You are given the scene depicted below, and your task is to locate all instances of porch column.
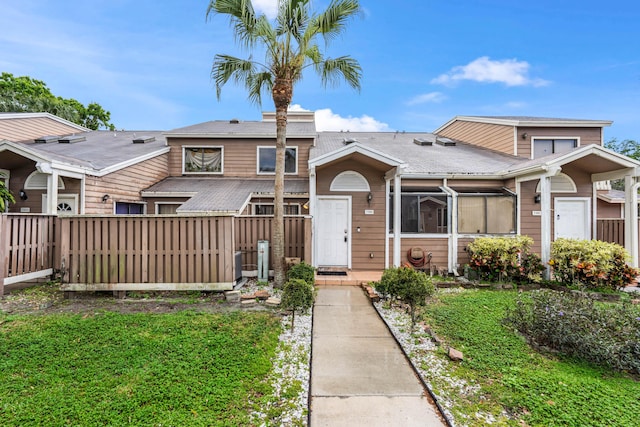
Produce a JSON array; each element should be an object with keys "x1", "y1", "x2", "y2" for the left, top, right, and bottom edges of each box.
[
  {"x1": 393, "y1": 173, "x2": 401, "y2": 267},
  {"x1": 540, "y1": 175, "x2": 552, "y2": 279},
  {"x1": 624, "y1": 175, "x2": 639, "y2": 267},
  {"x1": 309, "y1": 167, "x2": 317, "y2": 267},
  {"x1": 46, "y1": 170, "x2": 59, "y2": 215}
]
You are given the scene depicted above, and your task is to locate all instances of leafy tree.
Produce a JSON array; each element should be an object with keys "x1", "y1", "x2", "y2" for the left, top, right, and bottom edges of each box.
[
  {"x1": 605, "y1": 137, "x2": 640, "y2": 160},
  {"x1": 0, "y1": 72, "x2": 114, "y2": 130},
  {"x1": 207, "y1": 0, "x2": 362, "y2": 286}
]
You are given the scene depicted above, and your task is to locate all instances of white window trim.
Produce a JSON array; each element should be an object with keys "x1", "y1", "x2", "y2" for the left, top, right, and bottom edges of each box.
[
  {"x1": 530, "y1": 136, "x2": 580, "y2": 159},
  {"x1": 535, "y1": 173, "x2": 577, "y2": 193},
  {"x1": 256, "y1": 146, "x2": 298, "y2": 175},
  {"x1": 42, "y1": 194, "x2": 78, "y2": 214},
  {"x1": 25, "y1": 171, "x2": 65, "y2": 190},
  {"x1": 182, "y1": 146, "x2": 224, "y2": 175}
]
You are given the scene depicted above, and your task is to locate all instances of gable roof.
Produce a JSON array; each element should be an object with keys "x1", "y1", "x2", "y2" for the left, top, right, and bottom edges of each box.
[
  {"x1": 433, "y1": 115, "x2": 612, "y2": 133},
  {"x1": 0, "y1": 112, "x2": 89, "y2": 142}
]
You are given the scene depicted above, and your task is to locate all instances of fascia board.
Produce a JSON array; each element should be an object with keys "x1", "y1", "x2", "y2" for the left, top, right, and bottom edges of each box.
[
  {"x1": 310, "y1": 142, "x2": 405, "y2": 168},
  {"x1": 165, "y1": 132, "x2": 316, "y2": 139}
]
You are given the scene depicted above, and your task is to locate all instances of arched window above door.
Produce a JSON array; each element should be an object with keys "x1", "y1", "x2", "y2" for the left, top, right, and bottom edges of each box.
[
  {"x1": 330, "y1": 171, "x2": 370, "y2": 192},
  {"x1": 535, "y1": 173, "x2": 577, "y2": 193},
  {"x1": 24, "y1": 171, "x2": 65, "y2": 190}
]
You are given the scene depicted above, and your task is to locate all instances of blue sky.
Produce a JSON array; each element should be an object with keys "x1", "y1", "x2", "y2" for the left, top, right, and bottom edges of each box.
[{"x1": 1, "y1": 0, "x2": 639, "y2": 141}]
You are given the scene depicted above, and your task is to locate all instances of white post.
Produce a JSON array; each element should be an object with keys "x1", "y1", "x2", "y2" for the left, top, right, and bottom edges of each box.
[
  {"x1": 46, "y1": 170, "x2": 59, "y2": 215},
  {"x1": 624, "y1": 175, "x2": 639, "y2": 267},
  {"x1": 393, "y1": 172, "x2": 401, "y2": 267},
  {"x1": 309, "y1": 167, "x2": 316, "y2": 267},
  {"x1": 384, "y1": 178, "x2": 390, "y2": 269},
  {"x1": 540, "y1": 175, "x2": 552, "y2": 279}
]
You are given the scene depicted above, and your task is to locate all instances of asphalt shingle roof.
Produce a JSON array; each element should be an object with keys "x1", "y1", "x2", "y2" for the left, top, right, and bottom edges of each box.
[{"x1": 167, "y1": 120, "x2": 316, "y2": 137}]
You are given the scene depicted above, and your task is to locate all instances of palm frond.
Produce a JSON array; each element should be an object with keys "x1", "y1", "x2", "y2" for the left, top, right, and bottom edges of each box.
[
  {"x1": 207, "y1": 0, "x2": 259, "y2": 48},
  {"x1": 246, "y1": 72, "x2": 274, "y2": 106},
  {"x1": 211, "y1": 54, "x2": 257, "y2": 99},
  {"x1": 312, "y1": 0, "x2": 361, "y2": 41},
  {"x1": 318, "y1": 56, "x2": 362, "y2": 90},
  {"x1": 276, "y1": 0, "x2": 311, "y2": 40}
]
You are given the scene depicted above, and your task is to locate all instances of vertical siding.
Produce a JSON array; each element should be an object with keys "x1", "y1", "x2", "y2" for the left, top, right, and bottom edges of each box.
[
  {"x1": 438, "y1": 121, "x2": 515, "y2": 155},
  {"x1": 316, "y1": 159, "x2": 388, "y2": 270}
]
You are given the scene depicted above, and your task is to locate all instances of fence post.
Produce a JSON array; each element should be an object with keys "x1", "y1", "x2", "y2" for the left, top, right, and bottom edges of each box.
[{"x1": 303, "y1": 215, "x2": 312, "y2": 264}]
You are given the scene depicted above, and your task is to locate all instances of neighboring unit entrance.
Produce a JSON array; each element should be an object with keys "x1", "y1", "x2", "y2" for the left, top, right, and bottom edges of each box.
[
  {"x1": 316, "y1": 196, "x2": 350, "y2": 267},
  {"x1": 554, "y1": 197, "x2": 591, "y2": 240}
]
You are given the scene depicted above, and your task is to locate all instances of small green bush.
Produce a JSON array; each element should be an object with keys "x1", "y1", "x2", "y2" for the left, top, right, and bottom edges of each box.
[
  {"x1": 280, "y1": 278, "x2": 315, "y2": 331},
  {"x1": 550, "y1": 238, "x2": 638, "y2": 291},
  {"x1": 505, "y1": 289, "x2": 640, "y2": 374},
  {"x1": 286, "y1": 261, "x2": 316, "y2": 285},
  {"x1": 374, "y1": 266, "x2": 435, "y2": 329},
  {"x1": 467, "y1": 235, "x2": 544, "y2": 283}
]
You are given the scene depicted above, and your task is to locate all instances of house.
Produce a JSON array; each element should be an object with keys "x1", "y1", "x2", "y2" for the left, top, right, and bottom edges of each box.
[
  {"x1": 2, "y1": 111, "x2": 638, "y2": 278},
  {"x1": 0, "y1": 113, "x2": 169, "y2": 214}
]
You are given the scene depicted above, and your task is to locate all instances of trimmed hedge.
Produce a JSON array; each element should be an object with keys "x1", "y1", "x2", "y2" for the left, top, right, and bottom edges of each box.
[
  {"x1": 550, "y1": 238, "x2": 638, "y2": 291},
  {"x1": 467, "y1": 236, "x2": 544, "y2": 283}
]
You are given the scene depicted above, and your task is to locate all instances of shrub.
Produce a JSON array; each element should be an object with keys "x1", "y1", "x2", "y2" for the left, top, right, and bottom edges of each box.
[
  {"x1": 467, "y1": 236, "x2": 544, "y2": 284},
  {"x1": 280, "y1": 278, "x2": 315, "y2": 331},
  {"x1": 286, "y1": 261, "x2": 315, "y2": 285},
  {"x1": 373, "y1": 266, "x2": 435, "y2": 329},
  {"x1": 550, "y1": 238, "x2": 638, "y2": 291},
  {"x1": 505, "y1": 289, "x2": 640, "y2": 374}
]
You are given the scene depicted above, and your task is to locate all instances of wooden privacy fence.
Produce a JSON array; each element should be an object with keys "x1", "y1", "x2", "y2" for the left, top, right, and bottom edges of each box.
[
  {"x1": 596, "y1": 219, "x2": 626, "y2": 246},
  {"x1": 234, "y1": 216, "x2": 312, "y2": 272},
  {"x1": 0, "y1": 214, "x2": 57, "y2": 295},
  {"x1": 59, "y1": 216, "x2": 236, "y2": 292}
]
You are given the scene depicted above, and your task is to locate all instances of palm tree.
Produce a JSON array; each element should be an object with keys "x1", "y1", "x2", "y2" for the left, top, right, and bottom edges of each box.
[{"x1": 207, "y1": 0, "x2": 362, "y2": 286}]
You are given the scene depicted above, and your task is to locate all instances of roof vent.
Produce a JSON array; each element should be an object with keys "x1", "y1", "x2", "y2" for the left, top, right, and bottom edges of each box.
[
  {"x1": 436, "y1": 137, "x2": 456, "y2": 146},
  {"x1": 132, "y1": 136, "x2": 156, "y2": 144},
  {"x1": 343, "y1": 138, "x2": 358, "y2": 145},
  {"x1": 229, "y1": 118, "x2": 240, "y2": 124},
  {"x1": 34, "y1": 135, "x2": 60, "y2": 144},
  {"x1": 58, "y1": 135, "x2": 86, "y2": 144},
  {"x1": 413, "y1": 137, "x2": 433, "y2": 146}
]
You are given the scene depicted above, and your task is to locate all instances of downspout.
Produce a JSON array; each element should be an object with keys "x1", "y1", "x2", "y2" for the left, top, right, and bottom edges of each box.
[
  {"x1": 539, "y1": 175, "x2": 552, "y2": 279},
  {"x1": 624, "y1": 175, "x2": 639, "y2": 267},
  {"x1": 441, "y1": 182, "x2": 456, "y2": 273}
]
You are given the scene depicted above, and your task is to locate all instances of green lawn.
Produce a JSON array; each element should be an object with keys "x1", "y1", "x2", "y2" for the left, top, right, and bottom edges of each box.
[
  {"x1": 0, "y1": 310, "x2": 281, "y2": 426},
  {"x1": 422, "y1": 290, "x2": 640, "y2": 427}
]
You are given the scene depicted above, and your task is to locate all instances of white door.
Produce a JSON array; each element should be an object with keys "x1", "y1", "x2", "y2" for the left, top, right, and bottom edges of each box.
[
  {"x1": 554, "y1": 198, "x2": 590, "y2": 240},
  {"x1": 316, "y1": 197, "x2": 350, "y2": 267},
  {"x1": 42, "y1": 195, "x2": 78, "y2": 215}
]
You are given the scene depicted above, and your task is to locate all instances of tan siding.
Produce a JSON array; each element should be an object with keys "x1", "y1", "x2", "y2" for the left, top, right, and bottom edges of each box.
[
  {"x1": 597, "y1": 199, "x2": 622, "y2": 219},
  {"x1": 317, "y1": 159, "x2": 388, "y2": 271},
  {"x1": 84, "y1": 154, "x2": 169, "y2": 214},
  {"x1": 0, "y1": 117, "x2": 83, "y2": 142},
  {"x1": 517, "y1": 127, "x2": 603, "y2": 158},
  {"x1": 438, "y1": 121, "x2": 514, "y2": 155},
  {"x1": 520, "y1": 181, "x2": 542, "y2": 255},
  {"x1": 457, "y1": 237, "x2": 475, "y2": 267},
  {"x1": 167, "y1": 137, "x2": 313, "y2": 178}
]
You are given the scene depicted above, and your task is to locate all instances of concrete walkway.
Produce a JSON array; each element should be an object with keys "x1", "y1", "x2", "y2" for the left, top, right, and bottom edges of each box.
[{"x1": 310, "y1": 286, "x2": 447, "y2": 427}]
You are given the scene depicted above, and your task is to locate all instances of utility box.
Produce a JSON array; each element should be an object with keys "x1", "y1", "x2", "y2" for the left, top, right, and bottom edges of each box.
[
  {"x1": 257, "y1": 240, "x2": 269, "y2": 282},
  {"x1": 234, "y1": 251, "x2": 242, "y2": 282}
]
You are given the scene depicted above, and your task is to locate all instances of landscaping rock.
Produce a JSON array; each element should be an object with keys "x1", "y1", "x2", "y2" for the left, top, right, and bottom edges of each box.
[
  {"x1": 265, "y1": 297, "x2": 281, "y2": 307},
  {"x1": 241, "y1": 293, "x2": 256, "y2": 300},
  {"x1": 241, "y1": 299, "x2": 257, "y2": 307},
  {"x1": 448, "y1": 347, "x2": 464, "y2": 362},
  {"x1": 224, "y1": 290, "x2": 241, "y2": 303},
  {"x1": 255, "y1": 290, "x2": 270, "y2": 300},
  {"x1": 631, "y1": 299, "x2": 640, "y2": 305}
]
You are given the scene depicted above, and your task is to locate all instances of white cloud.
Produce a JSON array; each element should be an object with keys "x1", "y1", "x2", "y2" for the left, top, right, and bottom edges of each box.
[
  {"x1": 431, "y1": 56, "x2": 549, "y2": 87},
  {"x1": 406, "y1": 92, "x2": 447, "y2": 106},
  {"x1": 252, "y1": 0, "x2": 279, "y2": 19},
  {"x1": 289, "y1": 104, "x2": 391, "y2": 131}
]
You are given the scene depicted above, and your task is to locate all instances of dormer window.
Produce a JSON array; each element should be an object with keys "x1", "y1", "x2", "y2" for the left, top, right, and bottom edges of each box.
[
  {"x1": 257, "y1": 146, "x2": 297, "y2": 175},
  {"x1": 183, "y1": 147, "x2": 223, "y2": 174}
]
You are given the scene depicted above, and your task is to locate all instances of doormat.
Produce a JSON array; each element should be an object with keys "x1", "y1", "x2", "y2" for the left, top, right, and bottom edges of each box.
[{"x1": 317, "y1": 269, "x2": 348, "y2": 276}]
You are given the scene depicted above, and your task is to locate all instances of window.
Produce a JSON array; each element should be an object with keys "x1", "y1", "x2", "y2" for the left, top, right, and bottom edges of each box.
[
  {"x1": 457, "y1": 194, "x2": 516, "y2": 234},
  {"x1": 115, "y1": 202, "x2": 145, "y2": 214},
  {"x1": 183, "y1": 147, "x2": 223, "y2": 174},
  {"x1": 533, "y1": 138, "x2": 577, "y2": 158},
  {"x1": 257, "y1": 147, "x2": 297, "y2": 174},
  {"x1": 156, "y1": 203, "x2": 181, "y2": 214},
  {"x1": 389, "y1": 192, "x2": 449, "y2": 234},
  {"x1": 253, "y1": 203, "x2": 300, "y2": 215}
]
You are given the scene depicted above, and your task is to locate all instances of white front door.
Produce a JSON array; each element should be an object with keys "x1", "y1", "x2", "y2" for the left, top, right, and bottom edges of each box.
[
  {"x1": 42, "y1": 194, "x2": 78, "y2": 215},
  {"x1": 554, "y1": 197, "x2": 591, "y2": 240},
  {"x1": 316, "y1": 197, "x2": 350, "y2": 267}
]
